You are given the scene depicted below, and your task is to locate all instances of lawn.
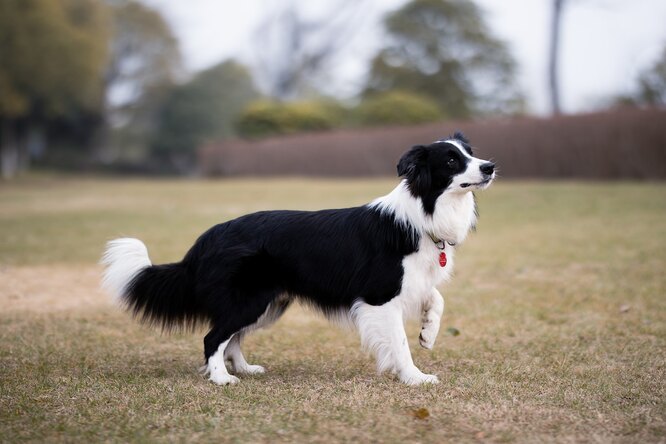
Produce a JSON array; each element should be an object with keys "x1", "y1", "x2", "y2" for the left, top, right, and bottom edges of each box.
[{"x1": 0, "y1": 176, "x2": 664, "y2": 443}]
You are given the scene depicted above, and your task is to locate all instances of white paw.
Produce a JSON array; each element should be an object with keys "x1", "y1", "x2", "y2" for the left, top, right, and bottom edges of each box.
[
  {"x1": 419, "y1": 329, "x2": 436, "y2": 349},
  {"x1": 235, "y1": 364, "x2": 266, "y2": 375},
  {"x1": 419, "y1": 318, "x2": 440, "y2": 350},
  {"x1": 209, "y1": 373, "x2": 240, "y2": 385},
  {"x1": 400, "y1": 370, "x2": 440, "y2": 386}
]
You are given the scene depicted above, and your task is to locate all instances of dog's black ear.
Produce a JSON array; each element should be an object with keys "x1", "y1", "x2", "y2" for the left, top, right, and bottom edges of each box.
[
  {"x1": 397, "y1": 145, "x2": 431, "y2": 196},
  {"x1": 453, "y1": 131, "x2": 469, "y2": 144}
]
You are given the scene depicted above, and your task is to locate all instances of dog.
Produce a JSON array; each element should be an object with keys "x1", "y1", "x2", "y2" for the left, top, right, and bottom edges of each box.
[{"x1": 101, "y1": 132, "x2": 495, "y2": 386}]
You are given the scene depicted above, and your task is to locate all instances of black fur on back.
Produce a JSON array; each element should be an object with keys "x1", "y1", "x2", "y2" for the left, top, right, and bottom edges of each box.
[{"x1": 121, "y1": 206, "x2": 419, "y2": 352}]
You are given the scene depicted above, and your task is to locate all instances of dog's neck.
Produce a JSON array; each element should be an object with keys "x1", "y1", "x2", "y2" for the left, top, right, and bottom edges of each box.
[{"x1": 369, "y1": 180, "x2": 477, "y2": 246}]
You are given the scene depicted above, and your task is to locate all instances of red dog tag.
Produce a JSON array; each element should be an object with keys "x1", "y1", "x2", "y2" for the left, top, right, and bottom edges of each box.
[{"x1": 439, "y1": 251, "x2": 447, "y2": 267}]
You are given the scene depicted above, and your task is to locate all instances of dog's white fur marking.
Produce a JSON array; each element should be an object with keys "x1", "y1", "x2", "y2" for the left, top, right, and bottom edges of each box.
[
  {"x1": 243, "y1": 294, "x2": 291, "y2": 333},
  {"x1": 352, "y1": 299, "x2": 439, "y2": 385},
  {"x1": 370, "y1": 179, "x2": 477, "y2": 246},
  {"x1": 208, "y1": 294, "x2": 291, "y2": 379},
  {"x1": 224, "y1": 335, "x2": 266, "y2": 375},
  {"x1": 420, "y1": 288, "x2": 445, "y2": 350},
  {"x1": 442, "y1": 139, "x2": 472, "y2": 158},
  {"x1": 351, "y1": 237, "x2": 453, "y2": 384},
  {"x1": 206, "y1": 337, "x2": 240, "y2": 385},
  {"x1": 101, "y1": 238, "x2": 151, "y2": 302}
]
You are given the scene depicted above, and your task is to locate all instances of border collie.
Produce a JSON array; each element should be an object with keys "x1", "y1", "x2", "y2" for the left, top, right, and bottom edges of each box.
[{"x1": 102, "y1": 133, "x2": 495, "y2": 386}]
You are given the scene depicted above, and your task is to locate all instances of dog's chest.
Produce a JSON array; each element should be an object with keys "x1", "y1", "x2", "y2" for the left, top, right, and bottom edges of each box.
[{"x1": 399, "y1": 239, "x2": 455, "y2": 300}]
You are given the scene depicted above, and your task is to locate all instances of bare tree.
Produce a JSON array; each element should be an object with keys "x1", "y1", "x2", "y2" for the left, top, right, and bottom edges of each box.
[
  {"x1": 251, "y1": 0, "x2": 371, "y2": 100},
  {"x1": 549, "y1": 0, "x2": 565, "y2": 115}
]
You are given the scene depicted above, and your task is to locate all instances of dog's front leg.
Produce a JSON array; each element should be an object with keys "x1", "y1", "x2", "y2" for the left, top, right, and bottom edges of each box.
[
  {"x1": 419, "y1": 287, "x2": 444, "y2": 350},
  {"x1": 354, "y1": 301, "x2": 439, "y2": 385}
]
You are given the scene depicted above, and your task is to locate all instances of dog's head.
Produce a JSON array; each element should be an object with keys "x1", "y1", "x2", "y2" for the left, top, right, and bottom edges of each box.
[{"x1": 397, "y1": 132, "x2": 495, "y2": 214}]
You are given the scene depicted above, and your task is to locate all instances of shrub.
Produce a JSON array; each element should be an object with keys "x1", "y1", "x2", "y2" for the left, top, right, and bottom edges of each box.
[
  {"x1": 355, "y1": 91, "x2": 444, "y2": 126},
  {"x1": 236, "y1": 100, "x2": 341, "y2": 138}
]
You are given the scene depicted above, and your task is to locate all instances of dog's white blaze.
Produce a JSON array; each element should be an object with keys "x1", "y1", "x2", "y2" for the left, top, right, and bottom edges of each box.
[
  {"x1": 445, "y1": 139, "x2": 473, "y2": 159},
  {"x1": 439, "y1": 138, "x2": 494, "y2": 192},
  {"x1": 448, "y1": 156, "x2": 490, "y2": 191},
  {"x1": 101, "y1": 238, "x2": 152, "y2": 302}
]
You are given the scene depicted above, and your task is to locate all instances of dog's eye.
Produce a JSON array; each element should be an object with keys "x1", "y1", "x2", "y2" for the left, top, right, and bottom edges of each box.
[{"x1": 447, "y1": 158, "x2": 457, "y2": 168}]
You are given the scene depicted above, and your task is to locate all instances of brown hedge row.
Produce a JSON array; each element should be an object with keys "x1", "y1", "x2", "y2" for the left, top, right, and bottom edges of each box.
[{"x1": 199, "y1": 108, "x2": 666, "y2": 179}]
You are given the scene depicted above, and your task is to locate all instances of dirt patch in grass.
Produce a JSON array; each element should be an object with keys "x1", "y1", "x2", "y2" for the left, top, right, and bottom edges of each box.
[{"x1": 0, "y1": 265, "x2": 106, "y2": 313}]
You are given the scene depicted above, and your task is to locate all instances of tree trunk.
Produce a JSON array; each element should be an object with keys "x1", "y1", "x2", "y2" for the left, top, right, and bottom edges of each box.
[
  {"x1": 24, "y1": 123, "x2": 47, "y2": 170},
  {"x1": 1, "y1": 119, "x2": 20, "y2": 180},
  {"x1": 549, "y1": 0, "x2": 564, "y2": 115}
]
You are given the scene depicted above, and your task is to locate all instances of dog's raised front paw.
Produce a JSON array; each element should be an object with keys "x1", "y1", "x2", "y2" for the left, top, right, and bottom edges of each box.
[
  {"x1": 419, "y1": 330, "x2": 436, "y2": 350},
  {"x1": 419, "y1": 320, "x2": 440, "y2": 349}
]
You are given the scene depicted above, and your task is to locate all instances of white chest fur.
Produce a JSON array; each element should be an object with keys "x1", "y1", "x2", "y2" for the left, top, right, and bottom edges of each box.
[
  {"x1": 430, "y1": 191, "x2": 477, "y2": 245},
  {"x1": 370, "y1": 181, "x2": 477, "y2": 319},
  {"x1": 370, "y1": 180, "x2": 477, "y2": 246},
  {"x1": 397, "y1": 237, "x2": 455, "y2": 319}
]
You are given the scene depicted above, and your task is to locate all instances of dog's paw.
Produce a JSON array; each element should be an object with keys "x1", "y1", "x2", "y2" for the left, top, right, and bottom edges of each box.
[
  {"x1": 400, "y1": 369, "x2": 440, "y2": 386},
  {"x1": 235, "y1": 364, "x2": 266, "y2": 375},
  {"x1": 419, "y1": 330, "x2": 436, "y2": 350},
  {"x1": 209, "y1": 373, "x2": 240, "y2": 385},
  {"x1": 419, "y1": 321, "x2": 440, "y2": 349}
]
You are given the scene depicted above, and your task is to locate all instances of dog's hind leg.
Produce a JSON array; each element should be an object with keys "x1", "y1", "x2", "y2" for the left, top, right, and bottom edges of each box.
[
  {"x1": 419, "y1": 287, "x2": 444, "y2": 350},
  {"x1": 203, "y1": 329, "x2": 239, "y2": 385},
  {"x1": 223, "y1": 295, "x2": 292, "y2": 375},
  {"x1": 202, "y1": 287, "x2": 285, "y2": 385},
  {"x1": 224, "y1": 334, "x2": 265, "y2": 375},
  {"x1": 353, "y1": 300, "x2": 439, "y2": 385}
]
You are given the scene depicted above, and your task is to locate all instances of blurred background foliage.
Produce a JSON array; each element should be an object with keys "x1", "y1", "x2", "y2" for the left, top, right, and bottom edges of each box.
[
  {"x1": 151, "y1": 61, "x2": 259, "y2": 169},
  {"x1": 363, "y1": 0, "x2": 524, "y2": 118},
  {"x1": 0, "y1": 0, "x2": 664, "y2": 178},
  {"x1": 355, "y1": 91, "x2": 444, "y2": 126},
  {"x1": 236, "y1": 100, "x2": 342, "y2": 140}
]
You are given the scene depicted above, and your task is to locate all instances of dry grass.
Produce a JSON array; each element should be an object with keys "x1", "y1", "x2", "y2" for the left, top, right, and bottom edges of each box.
[{"x1": 0, "y1": 176, "x2": 665, "y2": 443}]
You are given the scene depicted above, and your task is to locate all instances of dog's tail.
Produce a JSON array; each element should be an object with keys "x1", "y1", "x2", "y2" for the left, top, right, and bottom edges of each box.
[{"x1": 101, "y1": 238, "x2": 203, "y2": 330}]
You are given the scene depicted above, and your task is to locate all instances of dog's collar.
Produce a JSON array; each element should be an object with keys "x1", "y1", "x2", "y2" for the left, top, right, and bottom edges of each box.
[{"x1": 426, "y1": 232, "x2": 456, "y2": 250}]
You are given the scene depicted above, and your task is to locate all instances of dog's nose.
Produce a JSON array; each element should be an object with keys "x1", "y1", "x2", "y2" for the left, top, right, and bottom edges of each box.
[{"x1": 480, "y1": 162, "x2": 495, "y2": 176}]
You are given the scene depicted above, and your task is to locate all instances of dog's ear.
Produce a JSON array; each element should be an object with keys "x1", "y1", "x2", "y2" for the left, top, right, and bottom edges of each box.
[
  {"x1": 452, "y1": 131, "x2": 469, "y2": 144},
  {"x1": 397, "y1": 145, "x2": 431, "y2": 196},
  {"x1": 397, "y1": 145, "x2": 427, "y2": 177}
]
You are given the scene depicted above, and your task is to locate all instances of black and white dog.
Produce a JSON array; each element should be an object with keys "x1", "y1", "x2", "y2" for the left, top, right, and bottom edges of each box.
[{"x1": 102, "y1": 133, "x2": 495, "y2": 386}]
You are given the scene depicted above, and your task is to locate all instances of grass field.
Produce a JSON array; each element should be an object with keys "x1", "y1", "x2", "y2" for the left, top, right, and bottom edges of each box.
[{"x1": 1, "y1": 176, "x2": 665, "y2": 443}]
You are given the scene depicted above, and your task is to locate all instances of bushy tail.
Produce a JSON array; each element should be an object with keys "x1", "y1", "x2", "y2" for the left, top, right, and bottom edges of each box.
[{"x1": 101, "y1": 238, "x2": 203, "y2": 330}]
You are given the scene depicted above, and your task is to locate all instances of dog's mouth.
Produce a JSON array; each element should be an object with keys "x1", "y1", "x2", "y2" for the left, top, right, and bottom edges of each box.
[{"x1": 461, "y1": 178, "x2": 493, "y2": 189}]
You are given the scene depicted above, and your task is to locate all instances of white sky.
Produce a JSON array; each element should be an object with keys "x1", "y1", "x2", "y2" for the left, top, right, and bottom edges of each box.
[{"x1": 141, "y1": 0, "x2": 666, "y2": 115}]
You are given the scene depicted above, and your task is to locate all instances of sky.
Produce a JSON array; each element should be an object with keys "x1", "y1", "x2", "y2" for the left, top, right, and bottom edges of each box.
[{"x1": 141, "y1": 0, "x2": 666, "y2": 115}]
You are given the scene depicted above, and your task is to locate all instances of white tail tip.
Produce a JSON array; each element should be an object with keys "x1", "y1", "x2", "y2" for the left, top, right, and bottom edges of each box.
[{"x1": 101, "y1": 238, "x2": 152, "y2": 301}]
